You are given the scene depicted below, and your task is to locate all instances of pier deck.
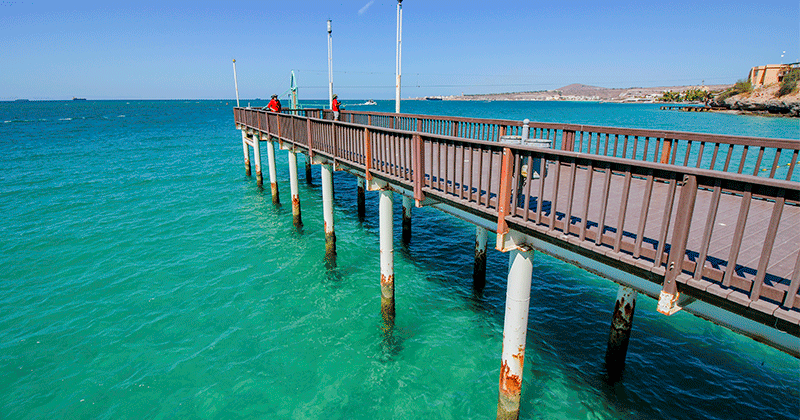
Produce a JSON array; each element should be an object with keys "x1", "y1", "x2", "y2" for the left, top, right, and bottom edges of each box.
[{"x1": 234, "y1": 107, "x2": 800, "y2": 349}]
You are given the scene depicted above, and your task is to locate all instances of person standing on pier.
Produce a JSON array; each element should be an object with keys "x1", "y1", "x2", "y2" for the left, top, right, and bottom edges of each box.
[
  {"x1": 331, "y1": 94, "x2": 341, "y2": 120},
  {"x1": 267, "y1": 94, "x2": 282, "y2": 113}
]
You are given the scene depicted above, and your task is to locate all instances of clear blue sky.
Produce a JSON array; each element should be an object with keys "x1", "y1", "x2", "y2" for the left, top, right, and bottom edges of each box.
[{"x1": 1, "y1": 0, "x2": 797, "y2": 100}]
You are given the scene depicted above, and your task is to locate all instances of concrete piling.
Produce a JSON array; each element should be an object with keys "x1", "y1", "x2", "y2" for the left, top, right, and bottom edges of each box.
[
  {"x1": 497, "y1": 246, "x2": 534, "y2": 420},
  {"x1": 266, "y1": 139, "x2": 279, "y2": 205},
  {"x1": 605, "y1": 285, "x2": 637, "y2": 381},
  {"x1": 305, "y1": 159, "x2": 313, "y2": 184},
  {"x1": 473, "y1": 226, "x2": 488, "y2": 291},
  {"x1": 321, "y1": 163, "x2": 336, "y2": 265},
  {"x1": 242, "y1": 132, "x2": 251, "y2": 177},
  {"x1": 402, "y1": 195, "x2": 412, "y2": 245},
  {"x1": 253, "y1": 134, "x2": 263, "y2": 186},
  {"x1": 357, "y1": 177, "x2": 366, "y2": 221},
  {"x1": 288, "y1": 150, "x2": 302, "y2": 228},
  {"x1": 379, "y1": 189, "x2": 395, "y2": 330}
]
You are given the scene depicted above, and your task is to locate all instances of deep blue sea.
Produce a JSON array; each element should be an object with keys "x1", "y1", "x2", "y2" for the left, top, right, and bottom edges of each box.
[{"x1": 1, "y1": 99, "x2": 798, "y2": 419}]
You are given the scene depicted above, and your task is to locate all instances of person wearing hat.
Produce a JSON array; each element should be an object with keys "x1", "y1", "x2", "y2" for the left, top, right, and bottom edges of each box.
[
  {"x1": 331, "y1": 94, "x2": 341, "y2": 120},
  {"x1": 267, "y1": 94, "x2": 282, "y2": 113}
]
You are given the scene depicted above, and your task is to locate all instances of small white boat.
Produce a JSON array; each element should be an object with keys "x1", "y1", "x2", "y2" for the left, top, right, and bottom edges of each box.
[{"x1": 364, "y1": 99, "x2": 377, "y2": 105}]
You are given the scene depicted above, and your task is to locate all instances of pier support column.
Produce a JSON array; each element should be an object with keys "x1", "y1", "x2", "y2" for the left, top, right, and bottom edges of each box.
[
  {"x1": 266, "y1": 139, "x2": 280, "y2": 205},
  {"x1": 305, "y1": 158, "x2": 313, "y2": 184},
  {"x1": 473, "y1": 226, "x2": 488, "y2": 291},
  {"x1": 357, "y1": 177, "x2": 366, "y2": 221},
  {"x1": 379, "y1": 189, "x2": 395, "y2": 330},
  {"x1": 288, "y1": 150, "x2": 302, "y2": 228},
  {"x1": 241, "y1": 132, "x2": 251, "y2": 177},
  {"x1": 321, "y1": 163, "x2": 336, "y2": 265},
  {"x1": 402, "y1": 195, "x2": 412, "y2": 245},
  {"x1": 497, "y1": 246, "x2": 534, "y2": 420},
  {"x1": 253, "y1": 134, "x2": 263, "y2": 186},
  {"x1": 605, "y1": 285, "x2": 637, "y2": 381}
]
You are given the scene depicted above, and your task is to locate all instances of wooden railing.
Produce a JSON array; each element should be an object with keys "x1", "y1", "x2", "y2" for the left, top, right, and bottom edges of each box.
[
  {"x1": 234, "y1": 107, "x2": 800, "y2": 330},
  {"x1": 278, "y1": 108, "x2": 799, "y2": 182}
]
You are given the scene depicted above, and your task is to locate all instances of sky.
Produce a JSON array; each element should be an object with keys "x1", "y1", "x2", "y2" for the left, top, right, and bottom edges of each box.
[{"x1": 1, "y1": 0, "x2": 798, "y2": 100}]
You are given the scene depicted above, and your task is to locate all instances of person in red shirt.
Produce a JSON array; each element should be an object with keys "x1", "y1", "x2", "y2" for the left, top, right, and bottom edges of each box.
[
  {"x1": 267, "y1": 94, "x2": 282, "y2": 113},
  {"x1": 331, "y1": 94, "x2": 341, "y2": 120}
]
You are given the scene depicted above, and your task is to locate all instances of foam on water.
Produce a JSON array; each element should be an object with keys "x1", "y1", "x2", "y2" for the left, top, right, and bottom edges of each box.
[{"x1": 0, "y1": 100, "x2": 797, "y2": 419}]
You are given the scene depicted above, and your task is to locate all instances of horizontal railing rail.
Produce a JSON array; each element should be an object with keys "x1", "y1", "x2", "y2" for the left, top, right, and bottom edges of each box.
[
  {"x1": 300, "y1": 109, "x2": 800, "y2": 182},
  {"x1": 235, "y1": 107, "x2": 800, "y2": 329}
]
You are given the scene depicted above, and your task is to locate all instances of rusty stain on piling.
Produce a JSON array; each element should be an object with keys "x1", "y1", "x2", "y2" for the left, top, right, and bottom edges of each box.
[
  {"x1": 498, "y1": 360, "x2": 522, "y2": 396},
  {"x1": 292, "y1": 196, "x2": 302, "y2": 228},
  {"x1": 270, "y1": 183, "x2": 280, "y2": 205},
  {"x1": 381, "y1": 273, "x2": 395, "y2": 327}
]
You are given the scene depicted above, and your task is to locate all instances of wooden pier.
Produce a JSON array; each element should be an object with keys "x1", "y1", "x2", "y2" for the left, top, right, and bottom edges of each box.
[
  {"x1": 660, "y1": 104, "x2": 714, "y2": 112},
  {"x1": 234, "y1": 107, "x2": 799, "y2": 419}
]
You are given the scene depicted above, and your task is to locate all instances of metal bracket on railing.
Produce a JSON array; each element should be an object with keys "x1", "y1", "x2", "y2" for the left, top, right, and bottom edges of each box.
[{"x1": 496, "y1": 229, "x2": 530, "y2": 253}]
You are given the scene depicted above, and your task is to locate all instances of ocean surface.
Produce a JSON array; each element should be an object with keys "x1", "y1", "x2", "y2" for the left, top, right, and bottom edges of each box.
[{"x1": 1, "y1": 99, "x2": 798, "y2": 419}]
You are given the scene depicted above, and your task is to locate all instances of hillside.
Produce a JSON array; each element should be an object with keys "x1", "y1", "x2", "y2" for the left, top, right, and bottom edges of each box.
[{"x1": 434, "y1": 83, "x2": 732, "y2": 102}]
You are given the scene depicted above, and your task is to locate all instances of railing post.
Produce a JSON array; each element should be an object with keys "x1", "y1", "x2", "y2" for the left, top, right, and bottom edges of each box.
[
  {"x1": 495, "y1": 147, "x2": 515, "y2": 250},
  {"x1": 364, "y1": 127, "x2": 373, "y2": 181},
  {"x1": 660, "y1": 138, "x2": 673, "y2": 164},
  {"x1": 412, "y1": 133, "x2": 425, "y2": 206},
  {"x1": 563, "y1": 129, "x2": 576, "y2": 152},
  {"x1": 658, "y1": 174, "x2": 697, "y2": 315},
  {"x1": 305, "y1": 118, "x2": 314, "y2": 184}
]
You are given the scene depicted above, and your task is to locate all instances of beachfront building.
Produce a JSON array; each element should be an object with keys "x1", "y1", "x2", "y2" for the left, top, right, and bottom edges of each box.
[{"x1": 749, "y1": 63, "x2": 799, "y2": 87}]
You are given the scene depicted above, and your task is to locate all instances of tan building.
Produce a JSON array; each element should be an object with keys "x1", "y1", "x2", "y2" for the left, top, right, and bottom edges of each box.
[{"x1": 749, "y1": 63, "x2": 797, "y2": 87}]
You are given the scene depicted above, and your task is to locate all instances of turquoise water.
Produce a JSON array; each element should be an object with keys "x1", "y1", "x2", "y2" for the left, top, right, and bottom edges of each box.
[{"x1": 1, "y1": 100, "x2": 797, "y2": 419}]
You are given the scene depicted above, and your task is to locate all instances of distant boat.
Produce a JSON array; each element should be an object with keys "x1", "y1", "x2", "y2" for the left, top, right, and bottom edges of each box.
[
  {"x1": 364, "y1": 99, "x2": 377, "y2": 105},
  {"x1": 72, "y1": 97, "x2": 86, "y2": 101},
  {"x1": 425, "y1": 96, "x2": 443, "y2": 101},
  {"x1": 14, "y1": 99, "x2": 29, "y2": 102}
]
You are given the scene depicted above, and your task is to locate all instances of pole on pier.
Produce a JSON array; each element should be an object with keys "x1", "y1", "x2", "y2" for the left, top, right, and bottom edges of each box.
[
  {"x1": 497, "y1": 245, "x2": 534, "y2": 420},
  {"x1": 395, "y1": 0, "x2": 403, "y2": 114},
  {"x1": 305, "y1": 159, "x2": 314, "y2": 184},
  {"x1": 473, "y1": 226, "x2": 488, "y2": 291},
  {"x1": 241, "y1": 131, "x2": 251, "y2": 177},
  {"x1": 327, "y1": 20, "x2": 334, "y2": 110},
  {"x1": 321, "y1": 163, "x2": 336, "y2": 265},
  {"x1": 357, "y1": 177, "x2": 366, "y2": 221},
  {"x1": 232, "y1": 59, "x2": 240, "y2": 108},
  {"x1": 605, "y1": 285, "x2": 637, "y2": 382},
  {"x1": 253, "y1": 133, "x2": 263, "y2": 186},
  {"x1": 401, "y1": 195, "x2": 412, "y2": 245},
  {"x1": 379, "y1": 189, "x2": 395, "y2": 330},
  {"x1": 288, "y1": 150, "x2": 302, "y2": 228},
  {"x1": 266, "y1": 139, "x2": 280, "y2": 205}
]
